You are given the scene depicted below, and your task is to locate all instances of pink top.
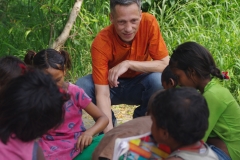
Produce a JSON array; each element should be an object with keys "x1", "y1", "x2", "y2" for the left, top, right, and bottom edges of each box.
[
  {"x1": 0, "y1": 137, "x2": 35, "y2": 160},
  {"x1": 39, "y1": 83, "x2": 92, "y2": 160}
]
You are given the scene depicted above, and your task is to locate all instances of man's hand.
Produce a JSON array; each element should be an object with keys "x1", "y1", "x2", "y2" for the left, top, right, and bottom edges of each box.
[
  {"x1": 107, "y1": 57, "x2": 169, "y2": 88},
  {"x1": 108, "y1": 60, "x2": 129, "y2": 88}
]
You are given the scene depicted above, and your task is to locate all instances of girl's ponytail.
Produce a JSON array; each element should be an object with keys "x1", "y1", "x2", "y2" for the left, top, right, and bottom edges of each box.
[
  {"x1": 24, "y1": 50, "x2": 36, "y2": 66},
  {"x1": 59, "y1": 50, "x2": 71, "y2": 70},
  {"x1": 209, "y1": 66, "x2": 223, "y2": 80}
]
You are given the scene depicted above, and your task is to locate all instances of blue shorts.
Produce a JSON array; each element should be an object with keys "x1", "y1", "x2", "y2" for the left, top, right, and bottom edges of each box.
[{"x1": 209, "y1": 145, "x2": 231, "y2": 160}]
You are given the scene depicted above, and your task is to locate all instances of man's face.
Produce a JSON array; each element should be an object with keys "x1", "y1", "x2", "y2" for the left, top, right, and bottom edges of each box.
[{"x1": 110, "y1": 3, "x2": 142, "y2": 43}]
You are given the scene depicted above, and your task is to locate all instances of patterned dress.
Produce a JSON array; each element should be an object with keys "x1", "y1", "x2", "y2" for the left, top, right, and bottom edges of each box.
[{"x1": 39, "y1": 83, "x2": 92, "y2": 160}]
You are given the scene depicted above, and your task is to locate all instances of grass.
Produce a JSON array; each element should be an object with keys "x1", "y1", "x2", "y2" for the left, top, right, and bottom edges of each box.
[
  {"x1": 151, "y1": 0, "x2": 240, "y2": 102},
  {"x1": 83, "y1": 105, "x2": 137, "y2": 129}
]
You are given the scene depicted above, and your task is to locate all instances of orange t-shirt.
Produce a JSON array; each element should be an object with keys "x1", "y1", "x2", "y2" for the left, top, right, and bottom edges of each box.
[{"x1": 91, "y1": 13, "x2": 169, "y2": 85}]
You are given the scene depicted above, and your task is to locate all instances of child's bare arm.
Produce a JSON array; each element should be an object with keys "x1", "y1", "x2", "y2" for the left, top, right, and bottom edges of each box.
[
  {"x1": 76, "y1": 102, "x2": 109, "y2": 151},
  {"x1": 37, "y1": 145, "x2": 45, "y2": 160}
]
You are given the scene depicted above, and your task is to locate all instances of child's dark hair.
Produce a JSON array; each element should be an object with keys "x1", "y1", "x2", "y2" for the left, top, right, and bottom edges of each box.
[
  {"x1": 161, "y1": 65, "x2": 178, "y2": 87},
  {"x1": 169, "y1": 41, "x2": 223, "y2": 80},
  {"x1": 0, "y1": 69, "x2": 68, "y2": 144},
  {"x1": 150, "y1": 87, "x2": 209, "y2": 146},
  {"x1": 24, "y1": 49, "x2": 71, "y2": 71},
  {"x1": 0, "y1": 56, "x2": 27, "y2": 89}
]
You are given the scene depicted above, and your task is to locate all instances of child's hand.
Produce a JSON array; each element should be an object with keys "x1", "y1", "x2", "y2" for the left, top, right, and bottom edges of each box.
[{"x1": 76, "y1": 132, "x2": 93, "y2": 152}]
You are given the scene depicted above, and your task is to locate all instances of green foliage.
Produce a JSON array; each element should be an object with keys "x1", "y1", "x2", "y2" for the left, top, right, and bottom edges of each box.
[
  {"x1": 63, "y1": 0, "x2": 110, "y2": 80},
  {"x1": 142, "y1": 0, "x2": 240, "y2": 102},
  {"x1": 0, "y1": 0, "x2": 71, "y2": 58},
  {"x1": 159, "y1": 0, "x2": 240, "y2": 101},
  {"x1": 0, "y1": 0, "x2": 240, "y2": 102}
]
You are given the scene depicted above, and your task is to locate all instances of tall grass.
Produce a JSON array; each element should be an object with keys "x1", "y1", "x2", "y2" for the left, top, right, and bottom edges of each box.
[
  {"x1": 153, "y1": 0, "x2": 240, "y2": 101},
  {"x1": 65, "y1": 0, "x2": 110, "y2": 80},
  {"x1": 1, "y1": 0, "x2": 240, "y2": 101}
]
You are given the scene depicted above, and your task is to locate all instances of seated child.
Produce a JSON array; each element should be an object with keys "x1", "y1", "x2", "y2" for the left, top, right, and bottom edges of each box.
[
  {"x1": 24, "y1": 49, "x2": 109, "y2": 160},
  {"x1": 93, "y1": 65, "x2": 178, "y2": 160},
  {"x1": 169, "y1": 41, "x2": 240, "y2": 159},
  {"x1": 150, "y1": 87, "x2": 218, "y2": 160},
  {"x1": 0, "y1": 55, "x2": 26, "y2": 90},
  {"x1": 161, "y1": 65, "x2": 178, "y2": 89},
  {"x1": 0, "y1": 69, "x2": 68, "y2": 160}
]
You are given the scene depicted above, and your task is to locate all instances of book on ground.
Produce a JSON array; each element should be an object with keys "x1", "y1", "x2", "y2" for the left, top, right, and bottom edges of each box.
[{"x1": 113, "y1": 132, "x2": 171, "y2": 160}]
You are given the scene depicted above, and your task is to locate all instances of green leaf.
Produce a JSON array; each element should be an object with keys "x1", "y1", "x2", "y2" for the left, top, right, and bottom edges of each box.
[
  {"x1": 52, "y1": 5, "x2": 62, "y2": 13},
  {"x1": 25, "y1": 30, "x2": 32, "y2": 39}
]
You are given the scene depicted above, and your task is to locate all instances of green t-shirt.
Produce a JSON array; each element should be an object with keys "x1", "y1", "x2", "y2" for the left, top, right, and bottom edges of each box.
[{"x1": 203, "y1": 79, "x2": 240, "y2": 160}]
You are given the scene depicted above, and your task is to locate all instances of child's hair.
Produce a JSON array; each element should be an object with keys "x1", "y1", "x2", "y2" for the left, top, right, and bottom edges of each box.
[
  {"x1": 0, "y1": 56, "x2": 27, "y2": 89},
  {"x1": 169, "y1": 41, "x2": 223, "y2": 80},
  {"x1": 24, "y1": 49, "x2": 71, "y2": 71},
  {"x1": 0, "y1": 69, "x2": 68, "y2": 144},
  {"x1": 150, "y1": 87, "x2": 209, "y2": 146},
  {"x1": 146, "y1": 90, "x2": 164, "y2": 115},
  {"x1": 161, "y1": 65, "x2": 178, "y2": 87}
]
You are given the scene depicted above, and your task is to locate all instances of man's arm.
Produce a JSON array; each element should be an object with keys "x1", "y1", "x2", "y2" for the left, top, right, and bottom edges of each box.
[
  {"x1": 108, "y1": 56, "x2": 169, "y2": 87},
  {"x1": 127, "y1": 56, "x2": 169, "y2": 72},
  {"x1": 95, "y1": 84, "x2": 113, "y2": 133}
]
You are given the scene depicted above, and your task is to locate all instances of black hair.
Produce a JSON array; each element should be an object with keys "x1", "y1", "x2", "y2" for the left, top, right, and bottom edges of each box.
[
  {"x1": 169, "y1": 41, "x2": 223, "y2": 80},
  {"x1": 150, "y1": 87, "x2": 209, "y2": 146},
  {"x1": 0, "y1": 69, "x2": 68, "y2": 144},
  {"x1": 24, "y1": 49, "x2": 71, "y2": 71},
  {"x1": 110, "y1": 0, "x2": 141, "y2": 13},
  {"x1": 0, "y1": 56, "x2": 27, "y2": 90},
  {"x1": 161, "y1": 65, "x2": 178, "y2": 87},
  {"x1": 146, "y1": 90, "x2": 164, "y2": 115}
]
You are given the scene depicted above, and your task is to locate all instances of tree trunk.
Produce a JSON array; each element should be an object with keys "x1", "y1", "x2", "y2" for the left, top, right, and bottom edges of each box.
[{"x1": 51, "y1": 0, "x2": 83, "y2": 51}]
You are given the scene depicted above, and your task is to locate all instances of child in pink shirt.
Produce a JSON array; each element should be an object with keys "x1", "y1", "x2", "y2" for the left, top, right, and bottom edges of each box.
[
  {"x1": 0, "y1": 69, "x2": 67, "y2": 160},
  {"x1": 0, "y1": 56, "x2": 26, "y2": 90},
  {"x1": 25, "y1": 49, "x2": 109, "y2": 160}
]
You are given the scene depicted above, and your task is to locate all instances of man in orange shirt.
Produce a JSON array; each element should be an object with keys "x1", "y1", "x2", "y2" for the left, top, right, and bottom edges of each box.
[{"x1": 76, "y1": 0, "x2": 169, "y2": 133}]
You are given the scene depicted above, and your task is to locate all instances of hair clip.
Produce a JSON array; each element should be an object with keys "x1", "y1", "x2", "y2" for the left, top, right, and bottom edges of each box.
[
  {"x1": 222, "y1": 71, "x2": 230, "y2": 80},
  {"x1": 19, "y1": 63, "x2": 27, "y2": 74}
]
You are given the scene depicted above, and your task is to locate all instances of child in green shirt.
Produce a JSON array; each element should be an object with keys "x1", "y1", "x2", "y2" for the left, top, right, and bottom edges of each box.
[{"x1": 169, "y1": 41, "x2": 240, "y2": 160}]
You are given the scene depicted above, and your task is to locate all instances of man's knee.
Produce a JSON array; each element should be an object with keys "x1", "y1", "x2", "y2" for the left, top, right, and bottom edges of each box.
[
  {"x1": 76, "y1": 74, "x2": 93, "y2": 88},
  {"x1": 75, "y1": 74, "x2": 95, "y2": 99},
  {"x1": 146, "y1": 72, "x2": 162, "y2": 89}
]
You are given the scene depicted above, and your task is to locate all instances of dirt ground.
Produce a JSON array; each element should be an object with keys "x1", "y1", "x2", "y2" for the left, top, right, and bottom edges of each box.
[{"x1": 82, "y1": 105, "x2": 137, "y2": 129}]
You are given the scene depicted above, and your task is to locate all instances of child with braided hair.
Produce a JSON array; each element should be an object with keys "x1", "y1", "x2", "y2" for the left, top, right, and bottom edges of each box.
[
  {"x1": 169, "y1": 41, "x2": 240, "y2": 160},
  {"x1": 0, "y1": 69, "x2": 68, "y2": 160}
]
